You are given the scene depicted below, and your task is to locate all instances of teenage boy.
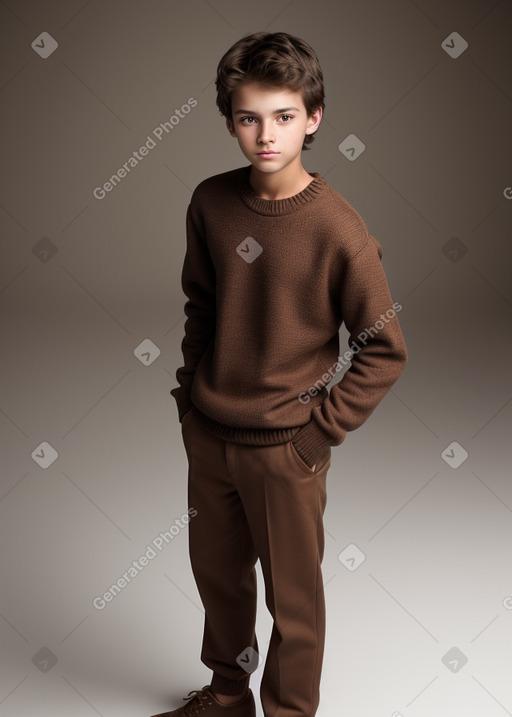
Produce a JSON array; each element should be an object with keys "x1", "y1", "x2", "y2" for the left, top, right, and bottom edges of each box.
[{"x1": 154, "y1": 31, "x2": 407, "y2": 717}]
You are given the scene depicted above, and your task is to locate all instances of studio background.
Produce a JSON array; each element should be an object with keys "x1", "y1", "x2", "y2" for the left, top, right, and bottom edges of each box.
[{"x1": 1, "y1": 1, "x2": 511, "y2": 716}]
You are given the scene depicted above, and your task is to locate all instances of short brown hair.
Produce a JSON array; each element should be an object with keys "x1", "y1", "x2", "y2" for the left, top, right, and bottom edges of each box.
[{"x1": 215, "y1": 31, "x2": 325, "y2": 151}]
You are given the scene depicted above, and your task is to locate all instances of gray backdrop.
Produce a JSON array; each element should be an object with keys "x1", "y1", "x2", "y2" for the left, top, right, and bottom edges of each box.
[{"x1": 1, "y1": 1, "x2": 511, "y2": 716}]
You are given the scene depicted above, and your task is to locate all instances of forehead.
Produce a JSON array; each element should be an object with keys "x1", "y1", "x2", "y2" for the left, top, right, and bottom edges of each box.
[{"x1": 231, "y1": 82, "x2": 305, "y2": 113}]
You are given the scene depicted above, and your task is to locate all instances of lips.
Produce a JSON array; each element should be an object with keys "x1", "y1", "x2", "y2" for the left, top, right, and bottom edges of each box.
[{"x1": 257, "y1": 151, "x2": 278, "y2": 155}]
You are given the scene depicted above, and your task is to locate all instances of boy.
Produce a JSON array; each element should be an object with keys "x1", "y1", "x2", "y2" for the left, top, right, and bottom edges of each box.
[{"x1": 155, "y1": 31, "x2": 407, "y2": 717}]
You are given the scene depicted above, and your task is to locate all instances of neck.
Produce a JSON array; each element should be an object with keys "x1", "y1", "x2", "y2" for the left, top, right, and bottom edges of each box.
[{"x1": 249, "y1": 159, "x2": 313, "y2": 200}]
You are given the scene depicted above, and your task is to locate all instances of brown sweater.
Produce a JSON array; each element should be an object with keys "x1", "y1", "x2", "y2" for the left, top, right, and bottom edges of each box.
[{"x1": 171, "y1": 164, "x2": 407, "y2": 468}]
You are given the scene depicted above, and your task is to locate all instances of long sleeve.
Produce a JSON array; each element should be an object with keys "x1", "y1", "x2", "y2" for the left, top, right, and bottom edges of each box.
[
  {"x1": 291, "y1": 234, "x2": 408, "y2": 467},
  {"x1": 170, "y1": 201, "x2": 216, "y2": 421}
]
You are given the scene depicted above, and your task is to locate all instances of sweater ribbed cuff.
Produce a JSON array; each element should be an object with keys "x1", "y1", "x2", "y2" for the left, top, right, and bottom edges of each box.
[{"x1": 291, "y1": 419, "x2": 334, "y2": 469}]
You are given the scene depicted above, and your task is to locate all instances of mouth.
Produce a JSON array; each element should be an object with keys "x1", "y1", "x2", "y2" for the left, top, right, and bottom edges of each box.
[{"x1": 257, "y1": 151, "x2": 279, "y2": 156}]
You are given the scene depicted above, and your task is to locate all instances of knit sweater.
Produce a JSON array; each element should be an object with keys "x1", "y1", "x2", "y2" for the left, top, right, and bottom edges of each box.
[{"x1": 170, "y1": 164, "x2": 407, "y2": 468}]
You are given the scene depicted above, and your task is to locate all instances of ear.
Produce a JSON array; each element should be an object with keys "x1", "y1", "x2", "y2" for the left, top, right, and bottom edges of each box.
[
  {"x1": 305, "y1": 106, "x2": 323, "y2": 136},
  {"x1": 225, "y1": 116, "x2": 237, "y2": 137}
]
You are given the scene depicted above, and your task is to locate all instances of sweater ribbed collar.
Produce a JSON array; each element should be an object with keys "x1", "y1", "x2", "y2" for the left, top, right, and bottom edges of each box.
[{"x1": 238, "y1": 164, "x2": 326, "y2": 216}]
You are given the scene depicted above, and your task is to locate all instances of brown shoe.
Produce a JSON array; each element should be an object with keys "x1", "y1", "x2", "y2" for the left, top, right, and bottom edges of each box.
[{"x1": 150, "y1": 685, "x2": 255, "y2": 717}]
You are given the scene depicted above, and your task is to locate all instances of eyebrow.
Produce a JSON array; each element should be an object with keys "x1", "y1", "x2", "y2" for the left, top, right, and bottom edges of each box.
[{"x1": 233, "y1": 107, "x2": 301, "y2": 115}]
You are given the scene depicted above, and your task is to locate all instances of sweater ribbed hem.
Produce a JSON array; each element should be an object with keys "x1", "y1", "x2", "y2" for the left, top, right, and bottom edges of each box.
[
  {"x1": 193, "y1": 406, "x2": 335, "y2": 469},
  {"x1": 211, "y1": 672, "x2": 250, "y2": 696},
  {"x1": 169, "y1": 386, "x2": 192, "y2": 422},
  {"x1": 195, "y1": 407, "x2": 302, "y2": 445},
  {"x1": 291, "y1": 418, "x2": 335, "y2": 468}
]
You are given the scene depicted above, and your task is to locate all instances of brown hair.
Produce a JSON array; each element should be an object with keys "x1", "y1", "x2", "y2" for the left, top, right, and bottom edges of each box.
[{"x1": 215, "y1": 31, "x2": 325, "y2": 151}]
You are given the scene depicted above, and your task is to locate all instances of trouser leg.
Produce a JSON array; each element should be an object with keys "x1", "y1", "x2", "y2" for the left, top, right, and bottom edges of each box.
[
  {"x1": 232, "y1": 439, "x2": 331, "y2": 717},
  {"x1": 182, "y1": 408, "x2": 258, "y2": 696}
]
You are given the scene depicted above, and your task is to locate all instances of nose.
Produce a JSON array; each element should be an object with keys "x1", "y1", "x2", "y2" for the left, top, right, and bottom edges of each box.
[{"x1": 258, "y1": 120, "x2": 275, "y2": 144}]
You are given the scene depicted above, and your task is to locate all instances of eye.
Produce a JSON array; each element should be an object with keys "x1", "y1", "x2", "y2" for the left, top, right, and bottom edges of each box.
[
  {"x1": 240, "y1": 116, "x2": 256, "y2": 124},
  {"x1": 279, "y1": 114, "x2": 293, "y2": 122}
]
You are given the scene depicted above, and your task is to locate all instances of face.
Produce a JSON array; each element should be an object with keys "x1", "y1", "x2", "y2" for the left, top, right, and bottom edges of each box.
[{"x1": 225, "y1": 82, "x2": 322, "y2": 175}]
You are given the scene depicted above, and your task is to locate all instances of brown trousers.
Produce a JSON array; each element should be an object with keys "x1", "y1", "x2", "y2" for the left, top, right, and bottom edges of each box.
[{"x1": 181, "y1": 405, "x2": 331, "y2": 717}]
